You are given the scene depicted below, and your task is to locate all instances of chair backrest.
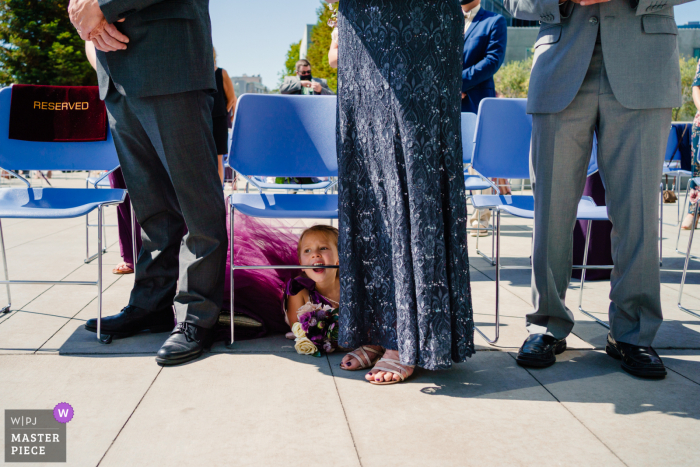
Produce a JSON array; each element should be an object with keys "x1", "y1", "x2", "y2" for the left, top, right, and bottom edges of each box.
[
  {"x1": 228, "y1": 94, "x2": 338, "y2": 177},
  {"x1": 472, "y1": 98, "x2": 531, "y2": 179},
  {"x1": 461, "y1": 112, "x2": 477, "y2": 164},
  {"x1": 0, "y1": 86, "x2": 119, "y2": 171},
  {"x1": 664, "y1": 126, "x2": 679, "y2": 162}
]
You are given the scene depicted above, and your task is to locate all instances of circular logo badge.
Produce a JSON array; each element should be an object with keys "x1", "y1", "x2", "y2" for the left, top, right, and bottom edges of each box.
[{"x1": 53, "y1": 402, "x2": 74, "y2": 423}]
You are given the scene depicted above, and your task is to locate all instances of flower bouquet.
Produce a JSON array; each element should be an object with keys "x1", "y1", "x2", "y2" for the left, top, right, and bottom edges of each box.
[{"x1": 291, "y1": 302, "x2": 339, "y2": 357}]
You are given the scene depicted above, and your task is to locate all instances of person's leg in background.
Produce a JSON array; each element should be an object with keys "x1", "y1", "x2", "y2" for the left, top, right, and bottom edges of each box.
[
  {"x1": 109, "y1": 168, "x2": 143, "y2": 274},
  {"x1": 468, "y1": 167, "x2": 491, "y2": 237}
]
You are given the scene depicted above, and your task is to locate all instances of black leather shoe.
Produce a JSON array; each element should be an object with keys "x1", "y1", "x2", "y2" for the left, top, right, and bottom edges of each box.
[
  {"x1": 606, "y1": 334, "x2": 666, "y2": 379},
  {"x1": 155, "y1": 322, "x2": 212, "y2": 366},
  {"x1": 84, "y1": 305, "x2": 174, "y2": 337},
  {"x1": 516, "y1": 334, "x2": 567, "y2": 368}
]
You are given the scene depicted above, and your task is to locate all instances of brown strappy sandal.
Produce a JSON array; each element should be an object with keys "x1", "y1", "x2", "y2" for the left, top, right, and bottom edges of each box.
[
  {"x1": 368, "y1": 357, "x2": 415, "y2": 385},
  {"x1": 341, "y1": 346, "x2": 384, "y2": 371}
]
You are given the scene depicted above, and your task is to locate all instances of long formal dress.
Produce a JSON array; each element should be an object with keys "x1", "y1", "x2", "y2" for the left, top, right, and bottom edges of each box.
[{"x1": 337, "y1": 0, "x2": 474, "y2": 370}]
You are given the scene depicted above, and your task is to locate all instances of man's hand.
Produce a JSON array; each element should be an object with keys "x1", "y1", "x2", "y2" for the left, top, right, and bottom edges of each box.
[
  {"x1": 300, "y1": 80, "x2": 323, "y2": 93},
  {"x1": 68, "y1": 0, "x2": 104, "y2": 40},
  {"x1": 90, "y1": 20, "x2": 129, "y2": 52},
  {"x1": 69, "y1": 0, "x2": 128, "y2": 52}
]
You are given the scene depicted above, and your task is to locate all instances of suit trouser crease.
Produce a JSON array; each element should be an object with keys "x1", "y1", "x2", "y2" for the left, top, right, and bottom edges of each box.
[
  {"x1": 528, "y1": 42, "x2": 669, "y2": 346},
  {"x1": 104, "y1": 85, "x2": 227, "y2": 329}
]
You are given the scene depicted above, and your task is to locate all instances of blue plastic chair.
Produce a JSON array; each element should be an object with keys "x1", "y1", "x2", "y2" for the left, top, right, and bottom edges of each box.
[
  {"x1": 225, "y1": 94, "x2": 339, "y2": 345},
  {"x1": 0, "y1": 85, "x2": 126, "y2": 342},
  {"x1": 461, "y1": 112, "x2": 497, "y2": 262},
  {"x1": 662, "y1": 126, "x2": 691, "y2": 224},
  {"x1": 228, "y1": 94, "x2": 335, "y2": 193},
  {"x1": 677, "y1": 131, "x2": 700, "y2": 319},
  {"x1": 470, "y1": 98, "x2": 610, "y2": 343}
]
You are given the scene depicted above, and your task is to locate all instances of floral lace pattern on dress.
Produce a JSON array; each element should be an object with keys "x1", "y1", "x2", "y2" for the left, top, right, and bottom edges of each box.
[{"x1": 336, "y1": 0, "x2": 474, "y2": 370}]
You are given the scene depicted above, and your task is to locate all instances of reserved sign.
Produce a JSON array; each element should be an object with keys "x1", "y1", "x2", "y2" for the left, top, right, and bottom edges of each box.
[
  {"x1": 33, "y1": 101, "x2": 90, "y2": 111},
  {"x1": 9, "y1": 84, "x2": 107, "y2": 142}
]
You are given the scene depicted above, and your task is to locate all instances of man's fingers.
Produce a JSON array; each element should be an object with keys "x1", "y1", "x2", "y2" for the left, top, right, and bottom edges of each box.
[
  {"x1": 99, "y1": 30, "x2": 127, "y2": 50},
  {"x1": 580, "y1": 0, "x2": 609, "y2": 5},
  {"x1": 92, "y1": 34, "x2": 117, "y2": 52},
  {"x1": 104, "y1": 23, "x2": 129, "y2": 43}
]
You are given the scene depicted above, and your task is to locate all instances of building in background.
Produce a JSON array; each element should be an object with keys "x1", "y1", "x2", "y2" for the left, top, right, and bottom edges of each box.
[
  {"x1": 231, "y1": 74, "x2": 268, "y2": 96},
  {"x1": 299, "y1": 24, "x2": 315, "y2": 60},
  {"x1": 679, "y1": 22, "x2": 700, "y2": 58}
]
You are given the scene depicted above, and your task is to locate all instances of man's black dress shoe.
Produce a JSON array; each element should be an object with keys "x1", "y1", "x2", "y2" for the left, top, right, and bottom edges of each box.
[
  {"x1": 155, "y1": 322, "x2": 212, "y2": 366},
  {"x1": 605, "y1": 334, "x2": 666, "y2": 379},
  {"x1": 84, "y1": 305, "x2": 174, "y2": 337},
  {"x1": 516, "y1": 333, "x2": 567, "y2": 368}
]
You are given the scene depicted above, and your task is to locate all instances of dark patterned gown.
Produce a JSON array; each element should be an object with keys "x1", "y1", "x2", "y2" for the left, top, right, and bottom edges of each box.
[{"x1": 337, "y1": 0, "x2": 473, "y2": 370}]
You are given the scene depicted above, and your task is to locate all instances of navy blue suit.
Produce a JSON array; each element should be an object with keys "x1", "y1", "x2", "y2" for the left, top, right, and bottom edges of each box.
[{"x1": 461, "y1": 8, "x2": 507, "y2": 113}]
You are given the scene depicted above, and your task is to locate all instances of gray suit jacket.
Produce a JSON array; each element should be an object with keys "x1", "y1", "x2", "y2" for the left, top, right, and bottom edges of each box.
[
  {"x1": 503, "y1": 0, "x2": 694, "y2": 114},
  {"x1": 279, "y1": 76, "x2": 335, "y2": 95},
  {"x1": 95, "y1": 0, "x2": 215, "y2": 99}
]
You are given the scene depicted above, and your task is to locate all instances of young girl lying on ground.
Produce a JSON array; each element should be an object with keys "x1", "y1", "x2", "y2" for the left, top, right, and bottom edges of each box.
[{"x1": 284, "y1": 225, "x2": 384, "y2": 370}]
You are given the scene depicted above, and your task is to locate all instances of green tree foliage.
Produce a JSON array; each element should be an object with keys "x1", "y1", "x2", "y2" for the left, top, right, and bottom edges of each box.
[
  {"x1": 0, "y1": 0, "x2": 96, "y2": 86},
  {"x1": 279, "y1": 40, "x2": 301, "y2": 86},
  {"x1": 675, "y1": 55, "x2": 698, "y2": 122},
  {"x1": 279, "y1": 1, "x2": 337, "y2": 92},
  {"x1": 305, "y1": 2, "x2": 336, "y2": 92},
  {"x1": 494, "y1": 56, "x2": 533, "y2": 98}
]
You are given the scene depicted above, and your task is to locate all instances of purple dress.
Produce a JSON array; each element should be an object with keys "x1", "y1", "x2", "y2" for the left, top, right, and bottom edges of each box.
[{"x1": 220, "y1": 209, "x2": 300, "y2": 340}]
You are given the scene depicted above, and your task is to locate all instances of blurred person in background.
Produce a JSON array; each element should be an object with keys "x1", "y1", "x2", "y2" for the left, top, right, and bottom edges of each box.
[{"x1": 211, "y1": 47, "x2": 237, "y2": 185}]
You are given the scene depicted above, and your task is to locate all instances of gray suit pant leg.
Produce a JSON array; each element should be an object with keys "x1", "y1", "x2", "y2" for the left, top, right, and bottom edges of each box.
[
  {"x1": 104, "y1": 87, "x2": 227, "y2": 329},
  {"x1": 528, "y1": 43, "x2": 669, "y2": 346}
]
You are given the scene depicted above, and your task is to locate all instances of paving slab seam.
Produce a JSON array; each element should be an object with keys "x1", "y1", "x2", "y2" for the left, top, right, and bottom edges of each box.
[
  {"x1": 5, "y1": 220, "x2": 86, "y2": 252},
  {"x1": 666, "y1": 366, "x2": 700, "y2": 387},
  {"x1": 0, "y1": 236, "x2": 122, "y2": 328},
  {"x1": 33, "y1": 274, "x2": 125, "y2": 354},
  {"x1": 96, "y1": 365, "x2": 164, "y2": 467},
  {"x1": 507, "y1": 352, "x2": 630, "y2": 467},
  {"x1": 326, "y1": 354, "x2": 365, "y2": 467},
  {"x1": 0, "y1": 257, "x2": 99, "y2": 328}
]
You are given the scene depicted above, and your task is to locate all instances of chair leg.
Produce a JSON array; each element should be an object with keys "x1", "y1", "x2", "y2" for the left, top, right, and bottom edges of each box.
[
  {"x1": 677, "y1": 173, "x2": 682, "y2": 225},
  {"x1": 131, "y1": 203, "x2": 137, "y2": 271},
  {"x1": 678, "y1": 202, "x2": 700, "y2": 319},
  {"x1": 577, "y1": 221, "x2": 610, "y2": 329},
  {"x1": 0, "y1": 219, "x2": 11, "y2": 313},
  {"x1": 659, "y1": 183, "x2": 663, "y2": 266},
  {"x1": 227, "y1": 199, "x2": 235, "y2": 347},
  {"x1": 474, "y1": 209, "x2": 500, "y2": 345},
  {"x1": 97, "y1": 206, "x2": 111, "y2": 344}
]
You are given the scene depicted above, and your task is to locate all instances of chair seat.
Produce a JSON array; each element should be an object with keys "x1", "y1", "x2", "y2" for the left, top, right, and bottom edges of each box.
[
  {"x1": 472, "y1": 195, "x2": 608, "y2": 221},
  {"x1": 663, "y1": 167, "x2": 692, "y2": 177},
  {"x1": 86, "y1": 176, "x2": 112, "y2": 188},
  {"x1": 464, "y1": 175, "x2": 493, "y2": 191},
  {"x1": 231, "y1": 193, "x2": 338, "y2": 219},
  {"x1": 0, "y1": 187, "x2": 126, "y2": 219},
  {"x1": 248, "y1": 177, "x2": 332, "y2": 191}
]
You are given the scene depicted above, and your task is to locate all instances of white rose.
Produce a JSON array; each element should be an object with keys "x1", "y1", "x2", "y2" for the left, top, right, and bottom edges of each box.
[
  {"x1": 291, "y1": 322, "x2": 306, "y2": 339},
  {"x1": 294, "y1": 337, "x2": 318, "y2": 355}
]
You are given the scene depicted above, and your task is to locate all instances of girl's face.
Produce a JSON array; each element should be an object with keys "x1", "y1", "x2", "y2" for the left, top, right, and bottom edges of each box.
[{"x1": 299, "y1": 231, "x2": 339, "y2": 283}]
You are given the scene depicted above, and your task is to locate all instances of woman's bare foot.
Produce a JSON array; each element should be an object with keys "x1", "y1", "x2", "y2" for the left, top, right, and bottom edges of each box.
[
  {"x1": 340, "y1": 345, "x2": 384, "y2": 370},
  {"x1": 682, "y1": 213, "x2": 698, "y2": 230},
  {"x1": 365, "y1": 349, "x2": 415, "y2": 383}
]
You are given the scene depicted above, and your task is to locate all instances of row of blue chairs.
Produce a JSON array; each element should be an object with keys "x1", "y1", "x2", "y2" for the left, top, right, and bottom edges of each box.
[{"x1": 0, "y1": 85, "x2": 694, "y2": 346}]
